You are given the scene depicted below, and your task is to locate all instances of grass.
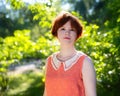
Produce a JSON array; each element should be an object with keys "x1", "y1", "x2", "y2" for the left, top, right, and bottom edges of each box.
[{"x1": 7, "y1": 70, "x2": 44, "y2": 96}]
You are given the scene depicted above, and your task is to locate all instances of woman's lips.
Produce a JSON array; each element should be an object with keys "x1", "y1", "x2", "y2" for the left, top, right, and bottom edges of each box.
[{"x1": 64, "y1": 37, "x2": 70, "y2": 39}]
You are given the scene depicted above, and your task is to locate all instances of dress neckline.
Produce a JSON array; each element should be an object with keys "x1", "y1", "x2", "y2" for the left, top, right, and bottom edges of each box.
[{"x1": 51, "y1": 51, "x2": 84, "y2": 71}]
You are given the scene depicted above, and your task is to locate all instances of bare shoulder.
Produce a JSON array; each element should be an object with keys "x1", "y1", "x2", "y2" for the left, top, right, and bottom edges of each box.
[
  {"x1": 82, "y1": 55, "x2": 97, "y2": 96},
  {"x1": 77, "y1": 51, "x2": 95, "y2": 69},
  {"x1": 84, "y1": 56, "x2": 93, "y2": 65},
  {"x1": 82, "y1": 55, "x2": 96, "y2": 74}
]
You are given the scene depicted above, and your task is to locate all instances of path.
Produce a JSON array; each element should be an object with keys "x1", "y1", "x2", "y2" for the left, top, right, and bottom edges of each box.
[{"x1": 8, "y1": 60, "x2": 44, "y2": 75}]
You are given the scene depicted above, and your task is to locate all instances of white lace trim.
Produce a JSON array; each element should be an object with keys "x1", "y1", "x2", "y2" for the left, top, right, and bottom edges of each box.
[{"x1": 51, "y1": 51, "x2": 85, "y2": 71}]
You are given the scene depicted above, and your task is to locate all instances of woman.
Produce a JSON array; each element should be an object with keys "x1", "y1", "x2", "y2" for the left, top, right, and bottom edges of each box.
[{"x1": 43, "y1": 11, "x2": 96, "y2": 96}]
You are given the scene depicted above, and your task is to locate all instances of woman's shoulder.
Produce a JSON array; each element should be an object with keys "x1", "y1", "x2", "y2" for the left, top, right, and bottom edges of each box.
[
  {"x1": 77, "y1": 51, "x2": 93, "y2": 64},
  {"x1": 77, "y1": 51, "x2": 87, "y2": 57},
  {"x1": 81, "y1": 52, "x2": 95, "y2": 72}
]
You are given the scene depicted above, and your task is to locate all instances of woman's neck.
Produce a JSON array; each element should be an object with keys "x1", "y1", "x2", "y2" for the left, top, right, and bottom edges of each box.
[
  {"x1": 59, "y1": 46, "x2": 77, "y2": 57},
  {"x1": 57, "y1": 46, "x2": 77, "y2": 62}
]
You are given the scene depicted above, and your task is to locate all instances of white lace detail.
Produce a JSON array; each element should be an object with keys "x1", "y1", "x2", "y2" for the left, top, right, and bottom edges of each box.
[{"x1": 51, "y1": 51, "x2": 85, "y2": 71}]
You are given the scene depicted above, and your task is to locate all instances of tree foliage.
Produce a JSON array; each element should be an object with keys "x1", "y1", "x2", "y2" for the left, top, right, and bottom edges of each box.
[
  {"x1": 0, "y1": 0, "x2": 120, "y2": 96},
  {"x1": 76, "y1": 22, "x2": 120, "y2": 96}
]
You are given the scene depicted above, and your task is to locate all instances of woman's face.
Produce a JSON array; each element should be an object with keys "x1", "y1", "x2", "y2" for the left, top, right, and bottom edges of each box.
[{"x1": 57, "y1": 21, "x2": 77, "y2": 45}]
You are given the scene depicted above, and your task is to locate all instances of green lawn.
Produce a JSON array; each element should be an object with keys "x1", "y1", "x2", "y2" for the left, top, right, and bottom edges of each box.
[{"x1": 7, "y1": 70, "x2": 44, "y2": 96}]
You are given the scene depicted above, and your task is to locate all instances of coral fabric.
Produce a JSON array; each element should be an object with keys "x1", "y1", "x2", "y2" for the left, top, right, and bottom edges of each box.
[{"x1": 45, "y1": 55, "x2": 86, "y2": 96}]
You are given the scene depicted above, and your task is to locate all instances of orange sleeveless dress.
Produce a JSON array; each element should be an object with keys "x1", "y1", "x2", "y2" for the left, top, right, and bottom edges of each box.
[{"x1": 45, "y1": 52, "x2": 86, "y2": 96}]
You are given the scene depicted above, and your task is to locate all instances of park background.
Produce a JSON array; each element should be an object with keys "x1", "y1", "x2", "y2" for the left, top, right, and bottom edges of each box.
[{"x1": 0, "y1": 0, "x2": 120, "y2": 96}]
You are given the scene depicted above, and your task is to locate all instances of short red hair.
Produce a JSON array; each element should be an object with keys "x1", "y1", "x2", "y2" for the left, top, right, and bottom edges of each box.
[{"x1": 51, "y1": 11, "x2": 83, "y2": 39}]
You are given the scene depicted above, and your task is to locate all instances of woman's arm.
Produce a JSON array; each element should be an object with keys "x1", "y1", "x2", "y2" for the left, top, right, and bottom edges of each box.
[
  {"x1": 82, "y1": 56, "x2": 97, "y2": 96},
  {"x1": 43, "y1": 88, "x2": 46, "y2": 96}
]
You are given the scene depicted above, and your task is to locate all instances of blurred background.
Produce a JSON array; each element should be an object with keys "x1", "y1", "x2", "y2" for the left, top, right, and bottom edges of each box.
[{"x1": 0, "y1": 0, "x2": 120, "y2": 96}]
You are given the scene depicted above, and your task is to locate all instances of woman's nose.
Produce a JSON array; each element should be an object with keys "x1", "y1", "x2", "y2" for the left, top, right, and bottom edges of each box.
[{"x1": 65, "y1": 30, "x2": 70, "y2": 35}]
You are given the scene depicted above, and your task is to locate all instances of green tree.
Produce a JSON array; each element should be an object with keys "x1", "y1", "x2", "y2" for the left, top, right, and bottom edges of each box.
[
  {"x1": 62, "y1": 0, "x2": 96, "y2": 20},
  {"x1": 0, "y1": 0, "x2": 120, "y2": 96},
  {"x1": 0, "y1": 0, "x2": 59, "y2": 94}
]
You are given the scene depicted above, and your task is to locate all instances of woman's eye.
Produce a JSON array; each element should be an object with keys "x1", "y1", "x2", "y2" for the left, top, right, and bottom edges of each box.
[
  {"x1": 61, "y1": 28, "x2": 65, "y2": 30},
  {"x1": 70, "y1": 29, "x2": 75, "y2": 31}
]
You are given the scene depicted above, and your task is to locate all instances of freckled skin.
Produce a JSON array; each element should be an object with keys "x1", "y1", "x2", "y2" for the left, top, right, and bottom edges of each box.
[{"x1": 57, "y1": 21, "x2": 77, "y2": 46}]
